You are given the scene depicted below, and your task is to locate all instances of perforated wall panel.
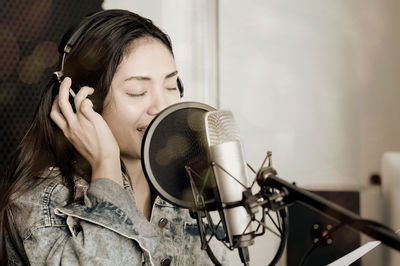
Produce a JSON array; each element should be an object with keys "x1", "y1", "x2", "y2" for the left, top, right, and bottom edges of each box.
[{"x1": 0, "y1": 0, "x2": 104, "y2": 177}]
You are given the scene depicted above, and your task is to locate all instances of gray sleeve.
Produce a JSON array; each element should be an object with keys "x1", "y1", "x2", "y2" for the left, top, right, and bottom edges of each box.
[
  {"x1": 24, "y1": 223, "x2": 144, "y2": 266},
  {"x1": 18, "y1": 178, "x2": 158, "y2": 266}
]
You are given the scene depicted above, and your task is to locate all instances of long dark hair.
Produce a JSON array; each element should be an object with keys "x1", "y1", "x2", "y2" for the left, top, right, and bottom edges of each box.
[{"x1": 0, "y1": 9, "x2": 174, "y2": 262}]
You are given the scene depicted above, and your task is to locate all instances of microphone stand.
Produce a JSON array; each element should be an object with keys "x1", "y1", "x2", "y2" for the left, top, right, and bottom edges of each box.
[
  {"x1": 257, "y1": 168, "x2": 400, "y2": 253},
  {"x1": 185, "y1": 151, "x2": 400, "y2": 265},
  {"x1": 185, "y1": 158, "x2": 289, "y2": 266}
]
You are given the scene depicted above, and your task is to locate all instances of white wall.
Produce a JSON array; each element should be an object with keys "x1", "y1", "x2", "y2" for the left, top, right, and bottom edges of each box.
[
  {"x1": 104, "y1": 0, "x2": 400, "y2": 188},
  {"x1": 219, "y1": 0, "x2": 400, "y2": 187}
]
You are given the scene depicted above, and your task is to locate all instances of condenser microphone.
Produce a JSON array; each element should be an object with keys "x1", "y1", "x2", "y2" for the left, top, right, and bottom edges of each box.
[
  {"x1": 141, "y1": 102, "x2": 258, "y2": 265},
  {"x1": 204, "y1": 110, "x2": 255, "y2": 248}
]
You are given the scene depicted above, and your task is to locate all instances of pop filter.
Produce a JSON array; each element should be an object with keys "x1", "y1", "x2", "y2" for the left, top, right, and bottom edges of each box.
[{"x1": 141, "y1": 102, "x2": 219, "y2": 209}]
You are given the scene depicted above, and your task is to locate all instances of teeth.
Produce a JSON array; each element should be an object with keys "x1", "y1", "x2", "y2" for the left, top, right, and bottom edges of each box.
[{"x1": 137, "y1": 125, "x2": 148, "y2": 132}]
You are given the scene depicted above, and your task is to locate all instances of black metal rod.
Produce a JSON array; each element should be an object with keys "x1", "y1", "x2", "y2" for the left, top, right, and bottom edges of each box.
[{"x1": 264, "y1": 175, "x2": 400, "y2": 251}]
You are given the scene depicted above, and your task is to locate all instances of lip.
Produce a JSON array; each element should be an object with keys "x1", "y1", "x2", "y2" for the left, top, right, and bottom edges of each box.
[{"x1": 137, "y1": 125, "x2": 148, "y2": 135}]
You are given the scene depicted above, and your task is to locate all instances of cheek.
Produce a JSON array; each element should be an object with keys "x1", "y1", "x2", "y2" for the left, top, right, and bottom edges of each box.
[
  {"x1": 118, "y1": 107, "x2": 142, "y2": 128},
  {"x1": 168, "y1": 93, "x2": 181, "y2": 105},
  {"x1": 103, "y1": 104, "x2": 142, "y2": 133}
]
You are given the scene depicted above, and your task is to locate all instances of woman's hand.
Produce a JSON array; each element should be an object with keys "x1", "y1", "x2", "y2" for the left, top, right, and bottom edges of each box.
[{"x1": 50, "y1": 77, "x2": 123, "y2": 186}]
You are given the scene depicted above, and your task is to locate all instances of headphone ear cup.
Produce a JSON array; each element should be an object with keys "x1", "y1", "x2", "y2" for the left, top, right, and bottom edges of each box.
[{"x1": 177, "y1": 77, "x2": 184, "y2": 98}]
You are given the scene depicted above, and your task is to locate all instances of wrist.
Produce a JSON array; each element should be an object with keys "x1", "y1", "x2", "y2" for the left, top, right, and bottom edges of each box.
[{"x1": 91, "y1": 156, "x2": 123, "y2": 187}]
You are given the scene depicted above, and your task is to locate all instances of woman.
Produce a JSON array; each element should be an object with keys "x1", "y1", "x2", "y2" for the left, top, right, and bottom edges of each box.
[{"x1": 0, "y1": 9, "x2": 227, "y2": 265}]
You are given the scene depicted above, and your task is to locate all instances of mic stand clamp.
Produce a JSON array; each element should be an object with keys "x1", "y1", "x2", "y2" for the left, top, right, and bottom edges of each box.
[
  {"x1": 242, "y1": 189, "x2": 259, "y2": 221},
  {"x1": 255, "y1": 152, "x2": 293, "y2": 212}
]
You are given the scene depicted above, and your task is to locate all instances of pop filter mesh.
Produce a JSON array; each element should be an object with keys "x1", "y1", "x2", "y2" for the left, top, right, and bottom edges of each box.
[{"x1": 142, "y1": 102, "x2": 219, "y2": 209}]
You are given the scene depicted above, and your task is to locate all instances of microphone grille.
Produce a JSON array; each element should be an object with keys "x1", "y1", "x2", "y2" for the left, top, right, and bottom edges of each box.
[{"x1": 205, "y1": 110, "x2": 241, "y2": 146}]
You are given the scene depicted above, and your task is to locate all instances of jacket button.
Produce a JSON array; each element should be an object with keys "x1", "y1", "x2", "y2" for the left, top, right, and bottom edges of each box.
[
  {"x1": 158, "y1": 218, "x2": 168, "y2": 228},
  {"x1": 161, "y1": 257, "x2": 171, "y2": 266}
]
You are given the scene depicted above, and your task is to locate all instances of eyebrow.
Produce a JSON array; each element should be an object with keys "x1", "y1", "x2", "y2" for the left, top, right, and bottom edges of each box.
[{"x1": 124, "y1": 70, "x2": 178, "y2": 82}]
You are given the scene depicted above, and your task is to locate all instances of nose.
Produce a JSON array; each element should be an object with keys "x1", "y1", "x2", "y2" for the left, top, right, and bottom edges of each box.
[{"x1": 147, "y1": 89, "x2": 169, "y2": 116}]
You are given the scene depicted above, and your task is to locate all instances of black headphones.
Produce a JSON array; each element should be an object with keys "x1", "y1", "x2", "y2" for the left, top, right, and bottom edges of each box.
[{"x1": 54, "y1": 11, "x2": 184, "y2": 98}]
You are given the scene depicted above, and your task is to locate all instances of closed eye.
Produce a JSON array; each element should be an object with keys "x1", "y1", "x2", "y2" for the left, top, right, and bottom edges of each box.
[{"x1": 127, "y1": 91, "x2": 147, "y2": 97}]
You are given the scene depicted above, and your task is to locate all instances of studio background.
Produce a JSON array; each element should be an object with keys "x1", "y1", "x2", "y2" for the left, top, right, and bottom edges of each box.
[{"x1": 1, "y1": 0, "x2": 399, "y2": 265}]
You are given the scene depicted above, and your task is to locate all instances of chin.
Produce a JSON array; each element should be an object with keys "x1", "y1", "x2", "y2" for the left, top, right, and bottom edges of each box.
[{"x1": 120, "y1": 149, "x2": 141, "y2": 162}]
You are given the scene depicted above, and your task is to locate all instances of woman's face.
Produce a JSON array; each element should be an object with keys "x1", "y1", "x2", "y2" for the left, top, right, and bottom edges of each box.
[{"x1": 102, "y1": 38, "x2": 180, "y2": 161}]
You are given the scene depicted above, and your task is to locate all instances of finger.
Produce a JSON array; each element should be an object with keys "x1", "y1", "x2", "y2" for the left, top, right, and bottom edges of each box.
[
  {"x1": 58, "y1": 77, "x2": 76, "y2": 123},
  {"x1": 50, "y1": 95, "x2": 68, "y2": 131},
  {"x1": 74, "y1": 86, "x2": 94, "y2": 114},
  {"x1": 79, "y1": 98, "x2": 98, "y2": 121}
]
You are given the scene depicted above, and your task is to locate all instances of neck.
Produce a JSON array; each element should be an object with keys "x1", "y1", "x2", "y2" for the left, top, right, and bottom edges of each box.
[
  {"x1": 123, "y1": 158, "x2": 144, "y2": 188},
  {"x1": 122, "y1": 157, "x2": 152, "y2": 220}
]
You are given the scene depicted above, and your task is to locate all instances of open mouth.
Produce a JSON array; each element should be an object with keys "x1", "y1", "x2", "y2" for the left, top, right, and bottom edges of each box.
[{"x1": 137, "y1": 126, "x2": 147, "y2": 134}]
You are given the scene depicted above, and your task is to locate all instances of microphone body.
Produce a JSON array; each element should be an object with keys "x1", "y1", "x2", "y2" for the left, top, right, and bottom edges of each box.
[{"x1": 205, "y1": 111, "x2": 254, "y2": 248}]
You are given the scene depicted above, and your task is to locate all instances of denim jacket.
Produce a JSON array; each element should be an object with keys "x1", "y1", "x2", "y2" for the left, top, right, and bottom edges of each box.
[{"x1": 6, "y1": 168, "x2": 229, "y2": 265}]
